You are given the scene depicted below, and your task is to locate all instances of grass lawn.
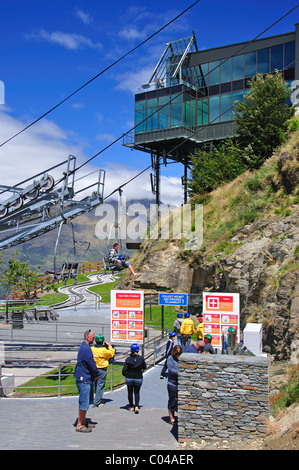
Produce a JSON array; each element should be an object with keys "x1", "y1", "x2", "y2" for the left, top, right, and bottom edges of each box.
[{"x1": 13, "y1": 363, "x2": 126, "y2": 397}]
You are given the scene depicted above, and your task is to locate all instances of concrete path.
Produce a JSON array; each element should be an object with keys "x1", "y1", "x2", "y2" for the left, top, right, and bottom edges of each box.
[{"x1": 0, "y1": 362, "x2": 179, "y2": 450}]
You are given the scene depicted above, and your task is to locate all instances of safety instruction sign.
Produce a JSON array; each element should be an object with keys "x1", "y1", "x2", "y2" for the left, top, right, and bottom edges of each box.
[
  {"x1": 158, "y1": 293, "x2": 188, "y2": 306},
  {"x1": 202, "y1": 293, "x2": 240, "y2": 347},
  {"x1": 110, "y1": 290, "x2": 144, "y2": 343}
]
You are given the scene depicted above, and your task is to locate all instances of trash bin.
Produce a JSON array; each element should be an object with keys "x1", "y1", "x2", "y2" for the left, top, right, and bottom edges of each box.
[{"x1": 12, "y1": 309, "x2": 24, "y2": 329}]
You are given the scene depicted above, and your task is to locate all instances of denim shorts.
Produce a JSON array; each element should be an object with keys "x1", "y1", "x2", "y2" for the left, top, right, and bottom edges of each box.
[
  {"x1": 76, "y1": 381, "x2": 93, "y2": 411},
  {"x1": 125, "y1": 378, "x2": 143, "y2": 388}
]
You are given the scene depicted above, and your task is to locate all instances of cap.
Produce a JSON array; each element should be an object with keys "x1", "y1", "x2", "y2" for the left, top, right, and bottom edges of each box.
[
  {"x1": 95, "y1": 334, "x2": 104, "y2": 344},
  {"x1": 204, "y1": 334, "x2": 212, "y2": 341}
]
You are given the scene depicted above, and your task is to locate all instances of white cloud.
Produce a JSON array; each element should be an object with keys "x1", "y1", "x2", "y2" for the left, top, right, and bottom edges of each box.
[
  {"x1": 76, "y1": 10, "x2": 92, "y2": 24},
  {"x1": 96, "y1": 133, "x2": 115, "y2": 142},
  {"x1": 118, "y1": 27, "x2": 145, "y2": 41},
  {"x1": 115, "y1": 65, "x2": 154, "y2": 94},
  {"x1": 0, "y1": 110, "x2": 183, "y2": 207},
  {"x1": 27, "y1": 29, "x2": 102, "y2": 50}
]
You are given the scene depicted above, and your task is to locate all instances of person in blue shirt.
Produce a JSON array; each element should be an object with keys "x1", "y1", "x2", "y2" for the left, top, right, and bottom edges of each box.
[
  {"x1": 183, "y1": 340, "x2": 205, "y2": 353},
  {"x1": 74, "y1": 330, "x2": 99, "y2": 433}
]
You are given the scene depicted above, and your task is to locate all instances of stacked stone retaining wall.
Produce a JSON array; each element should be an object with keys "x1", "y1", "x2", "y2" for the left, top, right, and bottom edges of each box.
[{"x1": 178, "y1": 353, "x2": 269, "y2": 442}]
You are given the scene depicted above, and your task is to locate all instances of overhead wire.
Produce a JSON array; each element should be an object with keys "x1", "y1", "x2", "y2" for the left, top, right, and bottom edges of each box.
[
  {"x1": 72, "y1": 5, "x2": 299, "y2": 199},
  {"x1": 0, "y1": 0, "x2": 201, "y2": 149}
]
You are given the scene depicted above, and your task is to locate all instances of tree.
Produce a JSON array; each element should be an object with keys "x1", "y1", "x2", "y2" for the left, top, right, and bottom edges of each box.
[
  {"x1": 188, "y1": 139, "x2": 246, "y2": 198},
  {"x1": 234, "y1": 72, "x2": 295, "y2": 168},
  {"x1": 0, "y1": 252, "x2": 40, "y2": 321}
]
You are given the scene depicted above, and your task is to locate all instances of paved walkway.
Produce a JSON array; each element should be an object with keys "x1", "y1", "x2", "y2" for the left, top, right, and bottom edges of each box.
[{"x1": 0, "y1": 362, "x2": 179, "y2": 450}]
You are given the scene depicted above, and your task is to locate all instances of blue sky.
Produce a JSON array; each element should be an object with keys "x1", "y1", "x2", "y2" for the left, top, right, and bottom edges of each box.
[{"x1": 0, "y1": 0, "x2": 298, "y2": 206}]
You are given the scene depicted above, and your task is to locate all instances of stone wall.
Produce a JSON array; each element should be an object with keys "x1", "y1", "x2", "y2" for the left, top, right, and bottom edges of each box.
[{"x1": 178, "y1": 353, "x2": 269, "y2": 442}]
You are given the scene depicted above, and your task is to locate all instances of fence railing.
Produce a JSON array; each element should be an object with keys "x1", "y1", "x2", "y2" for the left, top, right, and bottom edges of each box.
[{"x1": 0, "y1": 332, "x2": 168, "y2": 397}]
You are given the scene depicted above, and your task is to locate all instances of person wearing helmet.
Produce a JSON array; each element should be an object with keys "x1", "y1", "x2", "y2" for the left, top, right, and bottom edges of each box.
[
  {"x1": 202, "y1": 334, "x2": 215, "y2": 354},
  {"x1": 91, "y1": 334, "x2": 115, "y2": 407},
  {"x1": 108, "y1": 243, "x2": 140, "y2": 279},
  {"x1": 122, "y1": 343, "x2": 146, "y2": 413},
  {"x1": 160, "y1": 331, "x2": 176, "y2": 379},
  {"x1": 173, "y1": 313, "x2": 183, "y2": 347},
  {"x1": 196, "y1": 316, "x2": 203, "y2": 341},
  {"x1": 180, "y1": 312, "x2": 195, "y2": 349}
]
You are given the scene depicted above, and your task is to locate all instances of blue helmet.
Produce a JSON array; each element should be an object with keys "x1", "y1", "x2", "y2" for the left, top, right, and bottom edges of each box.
[
  {"x1": 184, "y1": 312, "x2": 190, "y2": 318},
  {"x1": 118, "y1": 254, "x2": 125, "y2": 260},
  {"x1": 169, "y1": 332, "x2": 176, "y2": 338},
  {"x1": 177, "y1": 313, "x2": 183, "y2": 318},
  {"x1": 130, "y1": 343, "x2": 139, "y2": 353}
]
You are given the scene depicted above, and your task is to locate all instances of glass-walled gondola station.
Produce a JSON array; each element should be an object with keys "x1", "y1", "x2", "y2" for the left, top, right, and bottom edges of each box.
[{"x1": 123, "y1": 25, "x2": 298, "y2": 205}]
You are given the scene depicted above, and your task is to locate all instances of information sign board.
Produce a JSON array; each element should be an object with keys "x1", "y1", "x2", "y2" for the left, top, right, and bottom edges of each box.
[
  {"x1": 110, "y1": 290, "x2": 144, "y2": 343},
  {"x1": 202, "y1": 293, "x2": 240, "y2": 347},
  {"x1": 158, "y1": 293, "x2": 188, "y2": 306}
]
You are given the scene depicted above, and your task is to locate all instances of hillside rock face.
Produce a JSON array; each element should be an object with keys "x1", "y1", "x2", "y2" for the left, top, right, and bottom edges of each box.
[{"x1": 119, "y1": 207, "x2": 299, "y2": 362}]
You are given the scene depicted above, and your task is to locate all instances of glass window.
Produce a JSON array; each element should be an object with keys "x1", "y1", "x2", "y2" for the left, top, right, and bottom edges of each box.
[
  {"x1": 170, "y1": 93, "x2": 182, "y2": 104},
  {"x1": 220, "y1": 58, "x2": 232, "y2": 83},
  {"x1": 209, "y1": 95, "x2": 220, "y2": 123},
  {"x1": 200, "y1": 63, "x2": 209, "y2": 87},
  {"x1": 135, "y1": 100, "x2": 145, "y2": 110},
  {"x1": 158, "y1": 105, "x2": 170, "y2": 129},
  {"x1": 233, "y1": 55, "x2": 244, "y2": 80},
  {"x1": 220, "y1": 93, "x2": 232, "y2": 121},
  {"x1": 135, "y1": 108, "x2": 146, "y2": 133},
  {"x1": 257, "y1": 48, "x2": 269, "y2": 74},
  {"x1": 197, "y1": 98, "x2": 208, "y2": 125},
  {"x1": 171, "y1": 102, "x2": 182, "y2": 127},
  {"x1": 147, "y1": 97, "x2": 158, "y2": 108},
  {"x1": 159, "y1": 95, "x2": 171, "y2": 106},
  {"x1": 209, "y1": 60, "x2": 220, "y2": 86},
  {"x1": 271, "y1": 44, "x2": 283, "y2": 71},
  {"x1": 245, "y1": 51, "x2": 256, "y2": 78},
  {"x1": 285, "y1": 41, "x2": 295, "y2": 69},
  {"x1": 146, "y1": 107, "x2": 158, "y2": 131},
  {"x1": 232, "y1": 90, "x2": 244, "y2": 117}
]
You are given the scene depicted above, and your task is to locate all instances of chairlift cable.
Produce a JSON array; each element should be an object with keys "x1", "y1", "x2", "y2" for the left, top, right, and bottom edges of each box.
[{"x1": 0, "y1": 1, "x2": 201, "y2": 150}]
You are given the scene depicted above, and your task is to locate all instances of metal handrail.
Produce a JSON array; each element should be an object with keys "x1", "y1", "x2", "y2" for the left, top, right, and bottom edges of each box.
[{"x1": 0, "y1": 332, "x2": 168, "y2": 398}]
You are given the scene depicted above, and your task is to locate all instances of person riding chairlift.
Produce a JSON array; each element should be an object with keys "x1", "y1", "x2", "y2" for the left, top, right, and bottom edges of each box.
[{"x1": 108, "y1": 243, "x2": 140, "y2": 279}]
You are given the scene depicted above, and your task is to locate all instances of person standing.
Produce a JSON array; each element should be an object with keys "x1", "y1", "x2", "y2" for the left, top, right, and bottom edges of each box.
[
  {"x1": 173, "y1": 313, "x2": 183, "y2": 347},
  {"x1": 202, "y1": 334, "x2": 215, "y2": 354},
  {"x1": 180, "y1": 312, "x2": 195, "y2": 350},
  {"x1": 122, "y1": 343, "x2": 146, "y2": 414},
  {"x1": 74, "y1": 330, "x2": 99, "y2": 433},
  {"x1": 167, "y1": 345, "x2": 182, "y2": 425},
  {"x1": 196, "y1": 316, "x2": 203, "y2": 341},
  {"x1": 91, "y1": 334, "x2": 115, "y2": 407},
  {"x1": 160, "y1": 331, "x2": 176, "y2": 379}
]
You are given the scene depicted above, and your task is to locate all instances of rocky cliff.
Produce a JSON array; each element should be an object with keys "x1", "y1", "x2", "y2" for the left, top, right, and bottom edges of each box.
[{"x1": 118, "y1": 131, "x2": 299, "y2": 362}]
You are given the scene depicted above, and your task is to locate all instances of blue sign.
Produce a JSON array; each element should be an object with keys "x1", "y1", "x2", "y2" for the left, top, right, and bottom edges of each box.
[{"x1": 158, "y1": 293, "x2": 188, "y2": 306}]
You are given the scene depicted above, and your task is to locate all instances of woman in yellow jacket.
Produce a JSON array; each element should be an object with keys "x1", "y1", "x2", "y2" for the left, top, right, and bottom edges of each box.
[
  {"x1": 91, "y1": 334, "x2": 115, "y2": 407},
  {"x1": 196, "y1": 317, "x2": 203, "y2": 341},
  {"x1": 180, "y1": 312, "x2": 195, "y2": 350}
]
